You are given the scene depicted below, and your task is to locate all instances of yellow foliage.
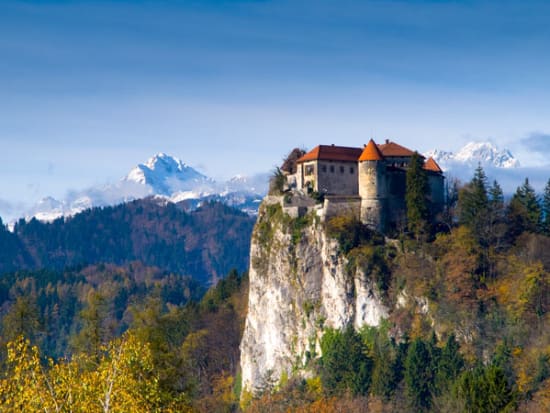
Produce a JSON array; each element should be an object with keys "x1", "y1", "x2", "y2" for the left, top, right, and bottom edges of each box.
[{"x1": 0, "y1": 333, "x2": 192, "y2": 413}]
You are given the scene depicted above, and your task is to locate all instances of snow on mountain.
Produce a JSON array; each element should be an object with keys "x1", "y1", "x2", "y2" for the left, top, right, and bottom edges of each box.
[
  {"x1": 425, "y1": 141, "x2": 520, "y2": 170},
  {"x1": 22, "y1": 153, "x2": 268, "y2": 223},
  {"x1": 123, "y1": 153, "x2": 214, "y2": 195}
]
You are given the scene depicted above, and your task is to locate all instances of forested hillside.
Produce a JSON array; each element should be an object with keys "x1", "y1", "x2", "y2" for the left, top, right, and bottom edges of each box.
[
  {"x1": 0, "y1": 199, "x2": 255, "y2": 284},
  {"x1": 242, "y1": 167, "x2": 550, "y2": 412},
  {"x1": 0, "y1": 167, "x2": 549, "y2": 412}
]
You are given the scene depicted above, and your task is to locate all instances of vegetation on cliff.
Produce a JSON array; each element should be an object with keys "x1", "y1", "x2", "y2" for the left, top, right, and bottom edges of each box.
[
  {"x1": 1, "y1": 168, "x2": 549, "y2": 412},
  {"x1": 245, "y1": 167, "x2": 550, "y2": 412}
]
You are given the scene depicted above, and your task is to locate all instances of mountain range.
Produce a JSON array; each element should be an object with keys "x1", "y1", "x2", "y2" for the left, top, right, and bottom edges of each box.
[
  {"x1": 9, "y1": 140, "x2": 539, "y2": 223},
  {"x1": 425, "y1": 141, "x2": 520, "y2": 170},
  {"x1": 23, "y1": 153, "x2": 269, "y2": 223}
]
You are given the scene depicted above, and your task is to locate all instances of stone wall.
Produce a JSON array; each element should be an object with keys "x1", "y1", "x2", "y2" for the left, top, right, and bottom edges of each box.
[
  {"x1": 323, "y1": 196, "x2": 361, "y2": 221},
  {"x1": 315, "y1": 160, "x2": 358, "y2": 195}
]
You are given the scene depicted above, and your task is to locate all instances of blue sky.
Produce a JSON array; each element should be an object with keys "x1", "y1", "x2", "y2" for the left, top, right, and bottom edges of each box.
[{"x1": 1, "y1": 0, "x2": 550, "y2": 215}]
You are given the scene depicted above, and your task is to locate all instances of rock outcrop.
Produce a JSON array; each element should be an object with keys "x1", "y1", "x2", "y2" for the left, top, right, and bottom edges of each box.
[{"x1": 240, "y1": 197, "x2": 388, "y2": 395}]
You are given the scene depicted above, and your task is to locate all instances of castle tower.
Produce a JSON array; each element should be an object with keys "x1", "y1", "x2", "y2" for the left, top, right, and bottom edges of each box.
[{"x1": 358, "y1": 139, "x2": 387, "y2": 231}]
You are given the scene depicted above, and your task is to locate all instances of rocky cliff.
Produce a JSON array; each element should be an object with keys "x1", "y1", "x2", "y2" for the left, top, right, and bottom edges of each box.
[{"x1": 240, "y1": 197, "x2": 389, "y2": 395}]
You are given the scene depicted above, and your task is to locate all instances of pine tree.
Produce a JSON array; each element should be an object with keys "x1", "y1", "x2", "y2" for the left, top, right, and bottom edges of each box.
[
  {"x1": 458, "y1": 165, "x2": 489, "y2": 243},
  {"x1": 487, "y1": 180, "x2": 506, "y2": 251},
  {"x1": 508, "y1": 178, "x2": 541, "y2": 235},
  {"x1": 542, "y1": 178, "x2": 550, "y2": 235},
  {"x1": 405, "y1": 338, "x2": 435, "y2": 411},
  {"x1": 406, "y1": 152, "x2": 430, "y2": 238}
]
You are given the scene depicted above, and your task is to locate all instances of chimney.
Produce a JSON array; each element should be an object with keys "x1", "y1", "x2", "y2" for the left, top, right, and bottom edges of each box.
[{"x1": 385, "y1": 139, "x2": 390, "y2": 144}]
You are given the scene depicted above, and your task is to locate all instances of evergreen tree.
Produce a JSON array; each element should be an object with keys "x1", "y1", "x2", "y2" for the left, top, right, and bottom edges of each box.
[
  {"x1": 454, "y1": 364, "x2": 514, "y2": 413},
  {"x1": 542, "y1": 178, "x2": 550, "y2": 235},
  {"x1": 320, "y1": 326, "x2": 373, "y2": 396},
  {"x1": 458, "y1": 165, "x2": 489, "y2": 243},
  {"x1": 487, "y1": 180, "x2": 506, "y2": 251},
  {"x1": 435, "y1": 334, "x2": 464, "y2": 392},
  {"x1": 404, "y1": 338, "x2": 434, "y2": 411},
  {"x1": 406, "y1": 152, "x2": 430, "y2": 238},
  {"x1": 508, "y1": 178, "x2": 541, "y2": 236}
]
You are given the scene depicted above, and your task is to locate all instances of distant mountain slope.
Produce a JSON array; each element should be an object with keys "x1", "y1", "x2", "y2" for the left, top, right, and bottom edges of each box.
[
  {"x1": 425, "y1": 141, "x2": 520, "y2": 170},
  {"x1": 23, "y1": 153, "x2": 268, "y2": 223},
  {"x1": 123, "y1": 152, "x2": 214, "y2": 195},
  {"x1": 1, "y1": 199, "x2": 255, "y2": 285}
]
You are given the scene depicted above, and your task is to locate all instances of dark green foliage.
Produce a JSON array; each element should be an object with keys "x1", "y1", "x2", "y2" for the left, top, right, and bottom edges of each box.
[
  {"x1": 507, "y1": 178, "x2": 542, "y2": 238},
  {"x1": 0, "y1": 199, "x2": 254, "y2": 284},
  {"x1": 435, "y1": 334, "x2": 464, "y2": 393},
  {"x1": 542, "y1": 178, "x2": 550, "y2": 235},
  {"x1": 363, "y1": 326, "x2": 404, "y2": 400},
  {"x1": 454, "y1": 364, "x2": 515, "y2": 413},
  {"x1": 404, "y1": 338, "x2": 436, "y2": 411},
  {"x1": 320, "y1": 326, "x2": 373, "y2": 396},
  {"x1": 406, "y1": 152, "x2": 430, "y2": 237},
  {"x1": 458, "y1": 165, "x2": 489, "y2": 243},
  {"x1": 0, "y1": 263, "x2": 204, "y2": 359}
]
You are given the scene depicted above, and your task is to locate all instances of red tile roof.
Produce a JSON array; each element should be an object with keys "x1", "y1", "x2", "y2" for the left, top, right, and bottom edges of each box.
[
  {"x1": 378, "y1": 141, "x2": 417, "y2": 157},
  {"x1": 423, "y1": 157, "x2": 443, "y2": 173},
  {"x1": 359, "y1": 139, "x2": 384, "y2": 161},
  {"x1": 297, "y1": 140, "x2": 425, "y2": 163},
  {"x1": 297, "y1": 145, "x2": 363, "y2": 163}
]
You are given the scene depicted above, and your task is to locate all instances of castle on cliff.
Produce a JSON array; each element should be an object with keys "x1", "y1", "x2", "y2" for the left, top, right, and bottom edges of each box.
[{"x1": 287, "y1": 139, "x2": 445, "y2": 232}]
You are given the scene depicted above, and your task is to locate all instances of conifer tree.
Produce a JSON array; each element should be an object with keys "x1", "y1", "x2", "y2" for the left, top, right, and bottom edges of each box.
[
  {"x1": 405, "y1": 338, "x2": 434, "y2": 411},
  {"x1": 458, "y1": 165, "x2": 489, "y2": 242},
  {"x1": 487, "y1": 180, "x2": 506, "y2": 250},
  {"x1": 542, "y1": 178, "x2": 550, "y2": 235},
  {"x1": 406, "y1": 152, "x2": 430, "y2": 238},
  {"x1": 508, "y1": 178, "x2": 541, "y2": 235}
]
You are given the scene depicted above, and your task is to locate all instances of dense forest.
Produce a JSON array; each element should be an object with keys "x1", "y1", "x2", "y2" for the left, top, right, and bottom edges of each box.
[
  {"x1": 0, "y1": 166, "x2": 549, "y2": 411},
  {"x1": 0, "y1": 199, "x2": 255, "y2": 284}
]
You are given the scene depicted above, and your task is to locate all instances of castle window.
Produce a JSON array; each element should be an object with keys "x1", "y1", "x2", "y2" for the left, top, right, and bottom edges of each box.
[
  {"x1": 330, "y1": 165, "x2": 335, "y2": 173},
  {"x1": 350, "y1": 167, "x2": 354, "y2": 174},
  {"x1": 340, "y1": 166, "x2": 344, "y2": 173},
  {"x1": 322, "y1": 165, "x2": 327, "y2": 173},
  {"x1": 305, "y1": 165, "x2": 314, "y2": 176}
]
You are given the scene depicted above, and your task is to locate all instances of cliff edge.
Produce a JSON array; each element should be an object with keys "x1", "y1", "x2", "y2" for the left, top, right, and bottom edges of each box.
[{"x1": 240, "y1": 196, "x2": 388, "y2": 395}]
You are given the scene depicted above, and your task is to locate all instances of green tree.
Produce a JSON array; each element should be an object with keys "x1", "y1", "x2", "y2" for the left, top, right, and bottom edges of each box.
[
  {"x1": 542, "y1": 178, "x2": 550, "y2": 235},
  {"x1": 435, "y1": 334, "x2": 464, "y2": 393},
  {"x1": 454, "y1": 364, "x2": 515, "y2": 413},
  {"x1": 404, "y1": 338, "x2": 435, "y2": 411},
  {"x1": 458, "y1": 165, "x2": 489, "y2": 243},
  {"x1": 320, "y1": 326, "x2": 372, "y2": 396},
  {"x1": 508, "y1": 178, "x2": 541, "y2": 237},
  {"x1": 406, "y1": 152, "x2": 430, "y2": 238}
]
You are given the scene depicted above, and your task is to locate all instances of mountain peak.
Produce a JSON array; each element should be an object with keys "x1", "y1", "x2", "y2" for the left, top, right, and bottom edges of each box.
[
  {"x1": 124, "y1": 153, "x2": 211, "y2": 196},
  {"x1": 144, "y1": 152, "x2": 186, "y2": 172},
  {"x1": 425, "y1": 141, "x2": 520, "y2": 169}
]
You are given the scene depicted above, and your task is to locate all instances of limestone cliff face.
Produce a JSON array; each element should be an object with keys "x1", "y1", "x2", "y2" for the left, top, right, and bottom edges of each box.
[{"x1": 240, "y1": 197, "x2": 388, "y2": 394}]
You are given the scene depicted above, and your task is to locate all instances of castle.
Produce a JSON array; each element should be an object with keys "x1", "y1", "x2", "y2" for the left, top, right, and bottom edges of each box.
[{"x1": 287, "y1": 139, "x2": 445, "y2": 232}]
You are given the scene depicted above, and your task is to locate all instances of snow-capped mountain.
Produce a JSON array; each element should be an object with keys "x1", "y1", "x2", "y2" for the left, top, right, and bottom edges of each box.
[
  {"x1": 23, "y1": 153, "x2": 268, "y2": 222},
  {"x1": 123, "y1": 153, "x2": 214, "y2": 196},
  {"x1": 425, "y1": 141, "x2": 520, "y2": 170}
]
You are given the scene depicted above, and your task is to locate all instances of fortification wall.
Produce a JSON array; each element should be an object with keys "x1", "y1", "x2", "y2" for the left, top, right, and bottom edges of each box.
[{"x1": 323, "y1": 196, "x2": 361, "y2": 221}]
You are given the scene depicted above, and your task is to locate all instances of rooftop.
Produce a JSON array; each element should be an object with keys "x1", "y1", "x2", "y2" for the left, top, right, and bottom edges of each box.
[
  {"x1": 297, "y1": 145, "x2": 363, "y2": 163},
  {"x1": 359, "y1": 139, "x2": 384, "y2": 161}
]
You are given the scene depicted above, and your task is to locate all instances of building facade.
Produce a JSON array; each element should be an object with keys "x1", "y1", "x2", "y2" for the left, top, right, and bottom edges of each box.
[{"x1": 292, "y1": 139, "x2": 445, "y2": 232}]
